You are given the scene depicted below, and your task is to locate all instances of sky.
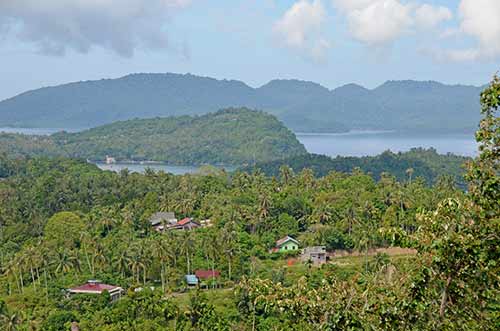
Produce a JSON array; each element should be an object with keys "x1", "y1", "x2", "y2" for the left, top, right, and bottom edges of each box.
[{"x1": 0, "y1": 0, "x2": 499, "y2": 101}]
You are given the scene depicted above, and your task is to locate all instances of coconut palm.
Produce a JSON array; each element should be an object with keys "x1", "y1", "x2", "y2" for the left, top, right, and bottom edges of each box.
[
  {"x1": 221, "y1": 221, "x2": 238, "y2": 280},
  {"x1": 1, "y1": 312, "x2": 21, "y2": 331},
  {"x1": 91, "y1": 243, "x2": 108, "y2": 275},
  {"x1": 23, "y1": 246, "x2": 39, "y2": 292},
  {"x1": 151, "y1": 237, "x2": 172, "y2": 292},
  {"x1": 112, "y1": 250, "x2": 131, "y2": 278},
  {"x1": 127, "y1": 254, "x2": 145, "y2": 285},
  {"x1": 179, "y1": 231, "x2": 195, "y2": 275},
  {"x1": 52, "y1": 250, "x2": 79, "y2": 274}
]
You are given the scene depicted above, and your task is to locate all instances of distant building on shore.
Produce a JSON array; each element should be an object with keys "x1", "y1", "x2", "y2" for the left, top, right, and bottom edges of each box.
[{"x1": 105, "y1": 156, "x2": 116, "y2": 164}]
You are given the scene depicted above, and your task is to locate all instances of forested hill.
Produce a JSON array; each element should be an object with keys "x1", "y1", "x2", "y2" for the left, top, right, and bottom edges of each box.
[
  {"x1": 0, "y1": 72, "x2": 483, "y2": 132},
  {"x1": 241, "y1": 148, "x2": 470, "y2": 187},
  {"x1": 0, "y1": 108, "x2": 307, "y2": 165}
]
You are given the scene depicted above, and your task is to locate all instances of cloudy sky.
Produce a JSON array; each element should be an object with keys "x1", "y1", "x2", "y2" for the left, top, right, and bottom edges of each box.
[{"x1": 0, "y1": 0, "x2": 499, "y2": 100}]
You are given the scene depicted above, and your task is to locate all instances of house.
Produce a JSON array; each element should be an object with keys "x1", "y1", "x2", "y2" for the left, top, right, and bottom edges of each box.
[
  {"x1": 199, "y1": 219, "x2": 213, "y2": 227},
  {"x1": 301, "y1": 246, "x2": 327, "y2": 266},
  {"x1": 105, "y1": 156, "x2": 116, "y2": 164},
  {"x1": 168, "y1": 217, "x2": 200, "y2": 231},
  {"x1": 185, "y1": 274, "x2": 199, "y2": 287},
  {"x1": 68, "y1": 280, "x2": 123, "y2": 302},
  {"x1": 195, "y1": 269, "x2": 220, "y2": 280},
  {"x1": 149, "y1": 212, "x2": 177, "y2": 232},
  {"x1": 271, "y1": 236, "x2": 299, "y2": 253},
  {"x1": 195, "y1": 269, "x2": 221, "y2": 288}
]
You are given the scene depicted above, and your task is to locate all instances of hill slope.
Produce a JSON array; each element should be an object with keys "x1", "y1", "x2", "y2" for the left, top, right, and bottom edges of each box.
[
  {"x1": 0, "y1": 108, "x2": 307, "y2": 165},
  {"x1": 241, "y1": 148, "x2": 469, "y2": 187},
  {"x1": 0, "y1": 73, "x2": 483, "y2": 132}
]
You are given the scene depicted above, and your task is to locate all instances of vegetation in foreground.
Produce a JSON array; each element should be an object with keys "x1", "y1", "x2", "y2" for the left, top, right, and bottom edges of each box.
[
  {"x1": 0, "y1": 78, "x2": 498, "y2": 330},
  {"x1": 0, "y1": 108, "x2": 307, "y2": 165}
]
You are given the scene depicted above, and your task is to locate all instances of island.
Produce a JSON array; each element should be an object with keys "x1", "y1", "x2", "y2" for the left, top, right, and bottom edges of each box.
[{"x1": 0, "y1": 108, "x2": 307, "y2": 165}]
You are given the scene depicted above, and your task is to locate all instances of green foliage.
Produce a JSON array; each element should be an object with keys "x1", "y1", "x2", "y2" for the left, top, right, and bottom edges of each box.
[
  {"x1": 0, "y1": 77, "x2": 497, "y2": 330},
  {"x1": 44, "y1": 212, "x2": 85, "y2": 249},
  {"x1": 42, "y1": 311, "x2": 76, "y2": 331},
  {"x1": 243, "y1": 148, "x2": 469, "y2": 187},
  {"x1": 0, "y1": 108, "x2": 307, "y2": 165}
]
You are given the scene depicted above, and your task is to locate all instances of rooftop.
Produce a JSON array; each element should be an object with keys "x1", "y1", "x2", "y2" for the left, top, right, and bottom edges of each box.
[
  {"x1": 195, "y1": 269, "x2": 221, "y2": 280},
  {"x1": 185, "y1": 274, "x2": 198, "y2": 285},
  {"x1": 276, "y1": 236, "x2": 299, "y2": 247},
  {"x1": 69, "y1": 280, "x2": 122, "y2": 294}
]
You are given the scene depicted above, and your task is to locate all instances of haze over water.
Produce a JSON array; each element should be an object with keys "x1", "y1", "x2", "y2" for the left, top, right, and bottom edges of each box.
[{"x1": 296, "y1": 131, "x2": 478, "y2": 158}]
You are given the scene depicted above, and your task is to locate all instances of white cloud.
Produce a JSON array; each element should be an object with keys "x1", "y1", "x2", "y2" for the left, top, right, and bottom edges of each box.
[
  {"x1": 439, "y1": 27, "x2": 460, "y2": 39},
  {"x1": 414, "y1": 4, "x2": 452, "y2": 29},
  {"x1": 344, "y1": 0, "x2": 412, "y2": 46},
  {"x1": 274, "y1": 0, "x2": 331, "y2": 61},
  {"x1": 457, "y1": 0, "x2": 500, "y2": 60},
  {"x1": 429, "y1": 0, "x2": 500, "y2": 62},
  {"x1": 332, "y1": 0, "x2": 453, "y2": 46},
  {"x1": 333, "y1": 0, "x2": 374, "y2": 12},
  {"x1": 0, "y1": 0, "x2": 191, "y2": 57}
]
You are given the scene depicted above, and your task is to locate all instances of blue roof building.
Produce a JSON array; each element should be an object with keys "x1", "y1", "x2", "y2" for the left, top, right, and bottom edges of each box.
[{"x1": 185, "y1": 274, "x2": 198, "y2": 286}]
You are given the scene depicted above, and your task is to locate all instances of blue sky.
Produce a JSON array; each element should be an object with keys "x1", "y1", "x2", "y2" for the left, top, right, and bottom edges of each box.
[{"x1": 0, "y1": 0, "x2": 499, "y2": 100}]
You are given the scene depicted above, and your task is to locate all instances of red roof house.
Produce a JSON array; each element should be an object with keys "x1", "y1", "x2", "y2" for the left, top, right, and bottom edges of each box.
[
  {"x1": 168, "y1": 217, "x2": 200, "y2": 231},
  {"x1": 195, "y1": 269, "x2": 221, "y2": 280},
  {"x1": 68, "y1": 280, "x2": 123, "y2": 301}
]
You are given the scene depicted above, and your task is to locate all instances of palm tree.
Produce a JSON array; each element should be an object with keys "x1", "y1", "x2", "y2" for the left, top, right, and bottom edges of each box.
[
  {"x1": 127, "y1": 255, "x2": 144, "y2": 285},
  {"x1": 152, "y1": 237, "x2": 171, "y2": 292},
  {"x1": 3, "y1": 259, "x2": 17, "y2": 295},
  {"x1": 1, "y1": 312, "x2": 21, "y2": 331},
  {"x1": 91, "y1": 243, "x2": 108, "y2": 275},
  {"x1": 23, "y1": 246, "x2": 39, "y2": 292},
  {"x1": 279, "y1": 165, "x2": 294, "y2": 186},
  {"x1": 112, "y1": 251, "x2": 131, "y2": 278},
  {"x1": 180, "y1": 232, "x2": 195, "y2": 275},
  {"x1": 221, "y1": 221, "x2": 238, "y2": 280},
  {"x1": 79, "y1": 232, "x2": 94, "y2": 274},
  {"x1": 39, "y1": 248, "x2": 51, "y2": 303},
  {"x1": 206, "y1": 233, "x2": 220, "y2": 289},
  {"x1": 13, "y1": 254, "x2": 25, "y2": 294},
  {"x1": 259, "y1": 193, "x2": 271, "y2": 221},
  {"x1": 311, "y1": 204, "x2": 333, "y2": 225},
  {"x1": 406, "y1": 168, "x2": 414, "y2": 184},
  {"x1": 52, "y1": 250, "x2": 79, "y2": 274}
]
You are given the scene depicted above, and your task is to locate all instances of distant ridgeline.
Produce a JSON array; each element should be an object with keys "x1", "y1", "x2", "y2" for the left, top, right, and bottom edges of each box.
[
  {"x1": 240, "y1": 149, "x2": 470, "y2": 187},
  {"x1": 0, "y1": 108, "x2": 307, "y2": 165},
  {"x1": 0, "y1": 73, "x2": 483, "y2": 133}
]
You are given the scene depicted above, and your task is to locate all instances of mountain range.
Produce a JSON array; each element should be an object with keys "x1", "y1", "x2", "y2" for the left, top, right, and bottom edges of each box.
[{"x1": 0, "y1": 73, "x2": 484, "y2": 132}]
